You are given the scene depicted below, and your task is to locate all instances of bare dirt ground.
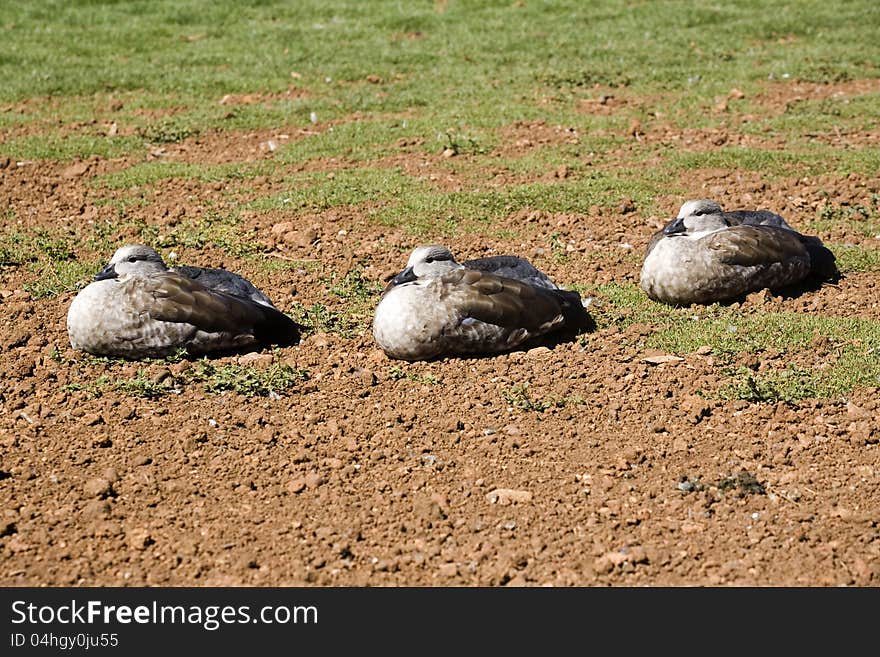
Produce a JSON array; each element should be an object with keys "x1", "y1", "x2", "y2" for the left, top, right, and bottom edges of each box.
[{"x1": 1, "y1": 80, "x2": 878, "y2": 586}]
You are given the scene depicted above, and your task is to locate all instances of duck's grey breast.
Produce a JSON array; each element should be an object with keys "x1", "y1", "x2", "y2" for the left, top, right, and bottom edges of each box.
[
  {"x1": 67, "y1": 279, "x2": 200, "y2": 358},
  {"x1": 372, "y1": 280, "x2": 459, "y2": 361}
]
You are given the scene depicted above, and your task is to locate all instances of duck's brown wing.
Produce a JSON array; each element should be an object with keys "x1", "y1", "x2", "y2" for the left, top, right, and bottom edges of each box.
[
  {"x1": 707, "y1": 225, "x2": 809, "y2": 266},
  {"x1": 137, "y1": 272, "x2": 300, "y2": 345},
  {"x1": 439, "y1": 269, "x2": 568, "y2": 332}
]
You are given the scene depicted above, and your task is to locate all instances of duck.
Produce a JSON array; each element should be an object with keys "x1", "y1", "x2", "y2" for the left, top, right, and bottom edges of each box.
[
  {"x1": 67, "y1": 244, "x2": 301, "y2": 359},
  {"x1": 372, "y1": 245, "x2": 590, "y2": 361},
  {"x1": 639, "y1": 199, "x2": 837, "y2": 306}
]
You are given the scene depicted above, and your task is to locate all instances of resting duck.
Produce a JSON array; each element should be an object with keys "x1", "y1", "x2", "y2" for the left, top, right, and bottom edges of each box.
[
  {"x1": 639, "y1": 199, "x2": 837, "y2": 306},
  {"x1": 67, "y1": 244, "x2": 300, "y2": 358},
  {"x1": 372, "y1": 245, "x2": 590, "y2": 361}
]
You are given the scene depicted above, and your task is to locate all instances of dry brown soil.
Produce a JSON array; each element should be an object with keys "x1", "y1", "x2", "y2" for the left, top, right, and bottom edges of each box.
[{"x1": 1, "y1": 80, "x2": 878, "y2": 586}]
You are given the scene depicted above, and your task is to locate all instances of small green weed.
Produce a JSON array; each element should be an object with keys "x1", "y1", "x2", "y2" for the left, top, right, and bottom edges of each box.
[{"x1": 185, "y1": 361, "x2": 309, "y2": 397}]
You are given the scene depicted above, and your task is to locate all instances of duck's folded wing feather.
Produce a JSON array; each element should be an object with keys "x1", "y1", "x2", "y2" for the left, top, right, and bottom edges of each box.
[
  {"x1": 723, "y1": 210, "x2": 794, "y2": 230},
  {"x1": 138, "y1": 273, "x2": 270, "y2": 333},
  {"x1": 173, "y1": 265, "x2": 276, "y2": 307},
  {"x1": 441, "y1": 270, "x2": 565, "y2": 330},
  {"x1": 462, "y1": 256, "x2": 559, "y2": 289},
  {"x1": 707, "y1": 226, "x2": 808, "y2": 266}
]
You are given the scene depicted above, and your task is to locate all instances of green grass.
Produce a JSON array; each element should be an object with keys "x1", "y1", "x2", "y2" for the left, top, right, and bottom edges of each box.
[
  {"x1": 388, "y1": 366, "x2": 441, "y2": 386},
  {"x1": 590, "y1": 282, "x2": 880, "y2": 401},
  {"x1": 62, "y1": 360, "x2": 308, "y2": 399},
  {"x1": 807, "y1": 196, "x2": 880, "y2": 237},
  {"x1": 94, "y1": 161, "x2": 271, "y2": 189},
  {"x1": 185, "y1": 361, "x2": 309, "y2": 397},
  {"x1": 831, "y1": 245, "x2": 880, "y2": 274},
  {"x1": 290, "y1": 267, "x2": 382, "y2": 337},
  {"x1": 743, "y1": 93, "x2": 880, "y2": 137},
  {"x1": 3, "y1": 0, "x2": 879, "y2": 162}
]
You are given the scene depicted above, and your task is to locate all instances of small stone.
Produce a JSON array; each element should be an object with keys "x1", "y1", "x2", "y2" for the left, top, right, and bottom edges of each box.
[
  {"x1": 695, "y1": 345, "x2": 713, "y2": 356},
  {"x1": 62, "y1": 161, "x2": 90, "y2": 178},
  {"x1": 526, "y1": 346, "x2": 551, "y2": 358},
  {"x1": 127, "y1": 528, "x2": 154, "y2": 550},
  {"x1": 442, "y1": 148, "x2": 456, "y2": 158},
  {"x1": 286, "y1": 478, "x2": 306, "y2": 494},
  {"x1": 236, "y1": 352, "x2": 274, "y2": 368},
  {"x1": 83, "y1": 478, "x2": 112, "y2": 499},
  {"x1": 486, "y1": 488, "x2": 532, "y2": 505},
  {"x1": 437, "y1": 563, "x2": 458, "y2": 577},
  {"x1": 271, "y1": 221, "x2": 294, "y2": 236},
  {"x1": 354, "y1": 368, "x2": 376, "y2": 386},
  {"x1": 641, "y1": 354, "x2": 684, "y2": 365},
  {"x1": 304, "y1": 473, "x2": 324, "y2": 489},
  {"x1": 82, "y1": 499, "x2": 111, "y2": 519},
  {"x1": 619, "y1": 197, "x2": 636, "y2": 213},
  {"x1": 82, "y1": 413, "x2": 104, "y2": 426}
]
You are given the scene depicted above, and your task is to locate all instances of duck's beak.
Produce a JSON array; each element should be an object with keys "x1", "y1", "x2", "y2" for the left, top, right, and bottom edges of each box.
[
  {"x1": 94, "y1": 263, "x2": 118, "y2": 281},
  {"x1": 662, "y1": 217, "x2": 686, "y2": 236},
  {"x1": 390, "y1": 266, "x2": 417, "y2": 286}
]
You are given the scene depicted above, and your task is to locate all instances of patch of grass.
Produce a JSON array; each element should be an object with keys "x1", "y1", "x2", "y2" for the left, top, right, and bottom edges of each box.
[
  {"x1": 590, "y1": 282, "x2": 880, "y2": 400},
  {"x1": 255, "y1": 164, "x2": 667, "y2": 237},
  {"x1": 289, "y1": 267, "x2": 381, "y2": 338},
  {"x1": 745, "y1": 93, "x2": 880, "y2": 138},
  {"x1": 288, "y1": 302, "x2": 355, "y2": 337},
  {"x1": 134, "y1": 212, "x2": 269, "y2": 257},
  {"x1": 0, "y1": 228, "x2": 104, "y2": 297},
  {"x1": 114, "y1": 370, "x2": 172, "y2": 399},
  {"x1": 665, "y1": 146, "x2": 819, "y2": 178},
  {"x1": 137, "y1": 117, "x2": 199, "y2": 144},
  {"x1": 62, "y1": 376, "x2": 110, "y2": 400},
  {"x1": 24, "y1": 259, "x2": 99, "y2": 298},
  {"x1": 185, "y1": 361, "x2": 309, "y2": 397},
  {"x1": 0, "y1": 229, "x2": 77, "y2": 265},
  {"x1": 93, "y1": 161, "x2": 270, "y2": 189},
  {"x1": 500, "y1": 383, "x2": 587, "y2": 412},
  {"x1": 719, "y1": 355, "x2": 880, "y2": 403},
  {"x1": 807, "y1": 196, "x2": 880, "y2": 237},
  {"x1": 502, "y1": 383, "x2": 552, "y2": 413},
  {"x1": 1, "y1": 132, "x2": 143, "y2": 161},
  {"x1": 328, "y1": 267, "x2": 383, "y2": 303},
  {"x1": 388, "y1": 366, "x2": 441, "y2": 386},
  {"x1": 830, "y1": 245, "x2": 880, "y2": 274},
  {"x1": 277, "y1": 117, "x2": 425, "y2": 164}
]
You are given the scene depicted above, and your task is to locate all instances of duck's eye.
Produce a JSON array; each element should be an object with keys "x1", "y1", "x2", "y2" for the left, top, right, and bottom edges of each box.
[
  {"x1": 425, "y1": 257, "x2": 435, "y2": 263},
  {"x1": 128, "y1": 256, "x2": 137, "y2": 262}
]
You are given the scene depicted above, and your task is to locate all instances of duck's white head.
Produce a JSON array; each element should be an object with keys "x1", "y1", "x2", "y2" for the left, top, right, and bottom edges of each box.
[
  {"x1": 391, "y1": 245, "x2": 463, "y2": 285},
  {"x1": 664, "y1": 199, "x2": 728, "y2": 237},
  {"x1": 95, "y1": 244, "x2": 167, "y2": 280}
]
